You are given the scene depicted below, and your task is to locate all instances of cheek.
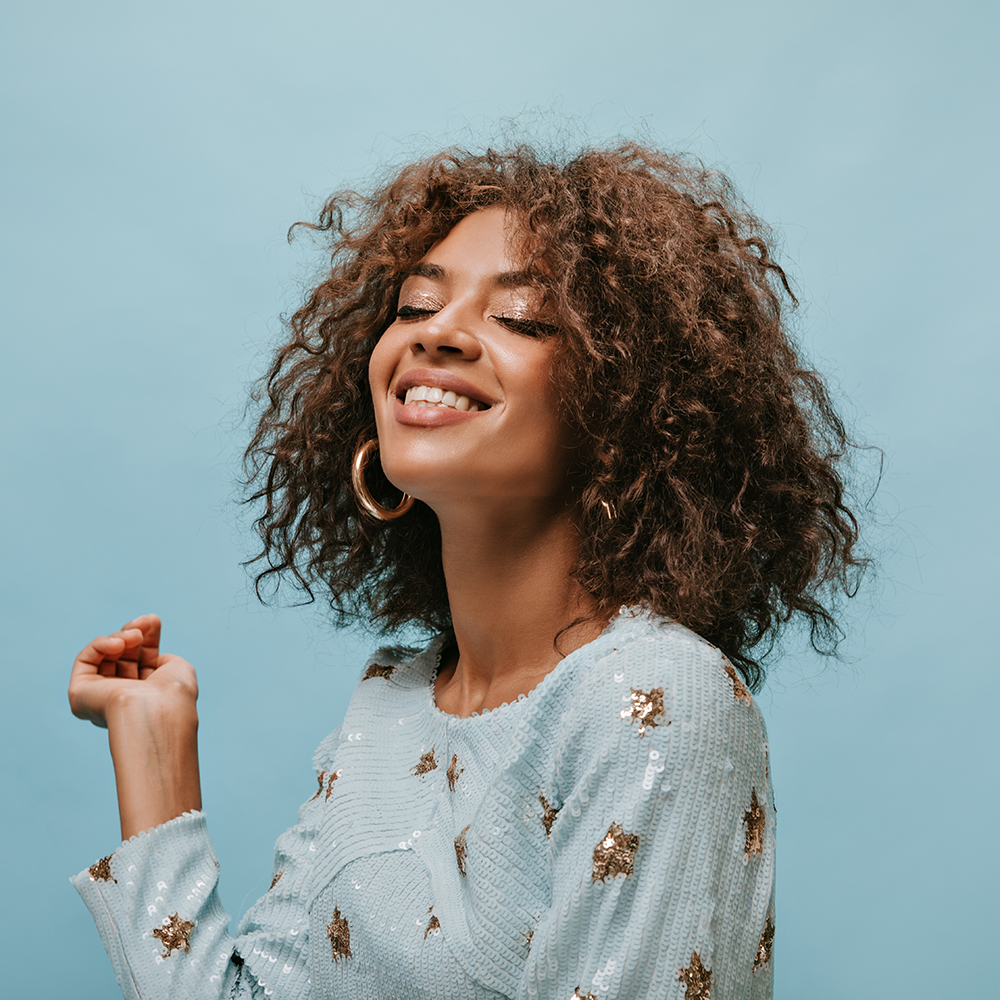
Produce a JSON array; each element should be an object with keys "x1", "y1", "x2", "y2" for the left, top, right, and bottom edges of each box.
[{"x1": 367, "y1": 334, "x2": 397, "y2": 424}]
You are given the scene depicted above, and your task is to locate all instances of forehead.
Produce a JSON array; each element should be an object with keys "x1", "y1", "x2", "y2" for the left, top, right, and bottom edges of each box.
[{"x1": 409, "y1": 207, "x2": 532, "y2": 287}]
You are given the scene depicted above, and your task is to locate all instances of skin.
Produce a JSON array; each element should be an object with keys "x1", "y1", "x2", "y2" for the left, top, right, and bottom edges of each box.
[{"x1": 69, "y1": 206, "x2": 602, "y2": 840}]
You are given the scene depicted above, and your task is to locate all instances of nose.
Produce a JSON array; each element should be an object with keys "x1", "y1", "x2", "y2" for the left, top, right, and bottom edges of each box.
[{"x1": 408, "y1": 304, "x2": 482, "y2": 359}]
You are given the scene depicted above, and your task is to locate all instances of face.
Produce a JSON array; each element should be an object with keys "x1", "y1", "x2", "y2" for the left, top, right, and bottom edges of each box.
[{"x1": 368, "y1": 207, "x2": 570, "y2": 516}]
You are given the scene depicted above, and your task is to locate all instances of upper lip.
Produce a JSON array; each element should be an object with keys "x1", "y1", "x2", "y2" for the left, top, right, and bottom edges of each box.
[{"x1": 393, "y1": 368, "x2": 494, "y2": 408}]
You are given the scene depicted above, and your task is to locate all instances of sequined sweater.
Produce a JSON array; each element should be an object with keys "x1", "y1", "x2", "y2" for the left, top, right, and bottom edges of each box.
[{"x1": 72, "y1": 609, "x2": 776, "y2": 1000}]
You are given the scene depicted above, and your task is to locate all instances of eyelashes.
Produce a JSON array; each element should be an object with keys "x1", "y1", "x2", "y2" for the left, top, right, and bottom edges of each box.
[
  {"x1": 493, "y1": 317, "x2": 559, "y2": 339},
  {"x1": 394, "y1": 305, "x2": 557, "y2": 339}
]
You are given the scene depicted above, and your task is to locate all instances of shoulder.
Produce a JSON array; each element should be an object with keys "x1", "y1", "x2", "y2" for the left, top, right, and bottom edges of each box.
[
  {"x1": 569, "y1": 609, "x2": 766, "y2": 758},
  {"x1": 312, "y1": 634, "x2": 444, "y2": 770}
]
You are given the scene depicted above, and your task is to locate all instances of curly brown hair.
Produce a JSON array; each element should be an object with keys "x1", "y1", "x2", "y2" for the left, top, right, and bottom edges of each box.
[{"x1": 244, "y1": 141, "x2": 866, "y2": 690}]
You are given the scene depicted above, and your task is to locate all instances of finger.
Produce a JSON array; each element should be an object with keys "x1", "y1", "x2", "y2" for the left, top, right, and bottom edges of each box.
[
  {"x1": 72, "y1": 635, "x2": 128, "y2": 680},
  {"x1": 107, "y1": 627, "x2": 144, "y2": 679},
  {"x1": 121, "y1": 614, "x2": 162, "y2": 675}
]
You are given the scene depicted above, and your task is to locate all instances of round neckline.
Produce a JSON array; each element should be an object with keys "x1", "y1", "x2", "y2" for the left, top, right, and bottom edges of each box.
[{"x1": 423, "y1": 606, "x2": 647, "y2": 723}]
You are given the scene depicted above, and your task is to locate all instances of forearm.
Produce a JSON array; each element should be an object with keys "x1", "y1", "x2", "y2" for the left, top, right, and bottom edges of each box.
[{"x1": 107, "y1": 691, "x2": 202, "y2": 840}]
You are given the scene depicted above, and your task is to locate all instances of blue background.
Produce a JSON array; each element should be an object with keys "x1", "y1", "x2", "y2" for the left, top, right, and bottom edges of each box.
[{"x1": 2, "y1": 1, "x2": 996, "y2": 996}]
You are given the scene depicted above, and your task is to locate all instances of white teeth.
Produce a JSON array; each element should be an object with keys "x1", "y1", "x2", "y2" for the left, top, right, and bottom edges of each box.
[{"x1": 403, "y1": 384, "x2": 482, "y2": 412}]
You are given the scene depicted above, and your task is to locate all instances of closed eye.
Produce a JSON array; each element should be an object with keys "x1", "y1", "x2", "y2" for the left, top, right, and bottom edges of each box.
[
  {"x1": 396, "y1": 305, "x2": 437, "y2": 320},
  {"x1": 493, "y1": 317, "x2": 559, "y2": 338}
]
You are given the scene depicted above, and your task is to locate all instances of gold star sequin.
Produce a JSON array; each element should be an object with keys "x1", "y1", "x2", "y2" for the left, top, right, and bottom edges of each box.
[
  {"x1": 88, "y1": 855, "x2": 115, "y2": 883},
  {"x1": 152, "y1": 913, "x2": 195, "y2": 958},
  {"x1": 678, "y1": 951, "x2": 713, "y2": 999},
  {"x1": 362, "y1": 663, "x2": 395, "y2": 681},
  {"x1": 454, "y1": 824, "x2": 470, "y2": 877},
  {"x1": 571, "y1": 989, "x2": 598, "y2": 1000},
  {"x1": 269, "y1": 870, "x2": 283, "y2": 891},
  {"x1": 446, "y1": 754, "x2": 463, "y2": 791},
  {"x1": 620, "y1": 686, "x2": 665, "y2": 735},
  {"x1": 424, "y1": 908, "x2": 441, "y2": 939},
  {"x1": 722, "y1": 660, "x2": 752, "y2": 705},
  {"x1": 539, "y1": 793, "x2": 559, "y2": 837},
  {"x1": 325, "y1": 769, "x2": 341, "y2": 800},
  {"x1": 326, "y1": 906, "x2": 352, "y2": 961},
  {"x1": 591, "y1": 822, "x2": 640, "y2": 882},
  {"x1": 754, "y1": 915, "x2": 774, "y2": 970},
  {"x1": 312, "y1": 770, "x2": 326, "y2": 800},
  {"x1": 743, "y1": 788, "x2": 765, "y2": 856},
  {"x1": 413, "y1": 748, "x2": 438, "y2": 776}
]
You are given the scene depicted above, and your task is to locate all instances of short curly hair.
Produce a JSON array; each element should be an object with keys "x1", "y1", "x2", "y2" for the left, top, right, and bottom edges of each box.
[{"x1": 244, "y1": 141, "x2": 866, "y2": 690}]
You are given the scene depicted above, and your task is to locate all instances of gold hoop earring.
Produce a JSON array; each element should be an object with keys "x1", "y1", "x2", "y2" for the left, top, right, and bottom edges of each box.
[{"x1": 351, "y1": 440, "x2": 415, "y2": 521}]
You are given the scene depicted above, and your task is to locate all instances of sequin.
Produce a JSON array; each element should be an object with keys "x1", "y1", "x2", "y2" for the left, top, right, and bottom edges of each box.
[
  {"x1": 152, "y1": 913, "x2": 195, "y2": 958},
  {"x1": 325, "y1": 769, "x2": 341, "y2": 800},
  {"x1": 269, "y1": 871, "x2": 283, "y2": 891},
  {"x1": 539, "y1": 793, "x2": 559, "y2": 837},
  {"x1": 754, "y1": 916, "x2": 774, "y2": 970},
  {"x1": 454, "y1": 824, "x2": 470, "y2": 877},
  {"x1": 723, "y1": 661, "x2": 752, "y2": 704},
  {"x1": 678, "y1": 951, "x2": 713, "y2": 999},
  {"x1": 326, "y1": 906, "x2": 352, "y2": 961},
  {"x1": 362, "y1": 663, "x2": 395, "y2": 681},
  {"x1": 571, "y1": 989, "x2": 598, "y2": 1000},
  {"x1": 620, "y1": 686, "x2": 666, "y2": 735},
  {"x1": 88, "y1": 855, "x2": 115, "y2": 883},
  {"x1": 591, "y1": 822, "x2": 639, "y2": 882},
  {"x1": 413, "y1": 748, "x2": 437, "y2": 776},
  {"x1": 424, "y1": 909, "x2": 441, "y2": 939},
  {"x1": 743, "y1": 787, "x2": 765, "y2": 856},
  {"x1": 446, "y1": 754, "x2": 463, "y2": 791},
  {"x1": 524, "y1": 928, "x2": 534, "y2": 947},
  {"x1": 312, "y1": 770, "x2": 326, "y2": 800}
]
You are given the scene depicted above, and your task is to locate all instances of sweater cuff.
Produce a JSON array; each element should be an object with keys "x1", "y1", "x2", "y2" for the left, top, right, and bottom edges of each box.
[{"x1": 71, "y1": 811, "x2": 234, "y2": 1000}]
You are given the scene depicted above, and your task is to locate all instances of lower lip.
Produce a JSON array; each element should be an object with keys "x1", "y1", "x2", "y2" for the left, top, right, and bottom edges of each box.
[{"x1": 393, "y1": 398, "x2": 488, "y2": 427}]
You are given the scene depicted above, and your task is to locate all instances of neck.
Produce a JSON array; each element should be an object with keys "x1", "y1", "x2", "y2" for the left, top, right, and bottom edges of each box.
[{"x1": 432, "y1": 498, "x2": 606, "y2": 717}]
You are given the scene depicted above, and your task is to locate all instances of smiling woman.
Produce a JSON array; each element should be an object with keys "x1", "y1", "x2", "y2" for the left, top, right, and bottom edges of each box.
[{"x1": 68, "y1": 142, "x2": 866, "y2": 1000}]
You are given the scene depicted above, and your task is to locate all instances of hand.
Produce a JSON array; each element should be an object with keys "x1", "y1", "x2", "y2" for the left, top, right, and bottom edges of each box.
[
  {"x1": 69, "y1": 614, "x2": 198, "y2": 729},
  {"x1": 69, "y1": 614, "x2": 202, "y2": 839}
]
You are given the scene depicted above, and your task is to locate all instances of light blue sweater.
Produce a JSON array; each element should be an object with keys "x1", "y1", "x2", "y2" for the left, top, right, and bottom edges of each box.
[{"x1": 73, "y1": 609, "x2": 775, "y2": 999}]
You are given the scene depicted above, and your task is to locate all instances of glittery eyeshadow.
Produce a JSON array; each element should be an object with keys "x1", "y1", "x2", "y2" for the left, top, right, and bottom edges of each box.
[
  {"x1": 678, "y1": 951, "x2": 713, "y2": 999},
  {"x1": 413, "y1": 748, "x2": 437, "y2": 776},
  {"x1": 591, "y1": 822, "x2": 640, "y2": 882},
  {"x1": 446, "y1": 754, "x2": 463, "y2": 791},
  {"x1": 754, "y1": 915, "x2": 774, "y2": 970},
  {"x1": 152, "y1": 913, "x2": 194, "y2": 958},
  {"x1": 620, "y1": 686, "x2": 666, "y2": 735},
  {"x1": 362, "y1": 663, "x2": 395, "y2": 681},
  {"x1": 722, "y1": 661, "x2": 752, "y2": 705},
  {"x1": 454, "y1": 824, "x2": 470, "y2": 877},
  {"x1": 88, "y1": 855, "x2": 115, "y2": 883},
  {"x1": 743, "y1": 788, "x2": 765, "y2": 856},
  {"x1": 326, "y1": 906, "x2": 352, "y2": 961},
  {"x1": 539, "y1": 793, "x2": 559, "y2": 837}
]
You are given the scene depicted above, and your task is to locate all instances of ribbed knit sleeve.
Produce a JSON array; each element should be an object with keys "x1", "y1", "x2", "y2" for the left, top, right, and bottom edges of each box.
[
  {"x1": 69, "y1": 721, "x2": 349, "y2": 1000},
  {"x1": 71, "y1": 811, "x2": 259, "y2": 999},
  {"x1": 518, "y1": 622, "x2": 775, "y2": 1000}
]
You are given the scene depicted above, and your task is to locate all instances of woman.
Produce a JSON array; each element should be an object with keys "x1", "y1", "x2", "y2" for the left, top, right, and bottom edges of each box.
[{"x1": 69, "y1": 142, "x2": 863, "y2": 999}]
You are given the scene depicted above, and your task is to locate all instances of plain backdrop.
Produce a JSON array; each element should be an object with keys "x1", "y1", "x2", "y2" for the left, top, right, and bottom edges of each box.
[{"x1": 2, "y1": 1, "x2": 997, "y2": 997}]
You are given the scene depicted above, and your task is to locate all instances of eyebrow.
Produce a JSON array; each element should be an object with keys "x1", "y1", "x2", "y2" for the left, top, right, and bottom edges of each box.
[{"x1": 404, "y1": 263, "x2": 538, "y2": 288}]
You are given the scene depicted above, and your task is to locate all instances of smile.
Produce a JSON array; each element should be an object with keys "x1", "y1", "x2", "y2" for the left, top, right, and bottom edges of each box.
[{"x1": 403, "y1": 385, "x2": 486, "y2": 412}]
